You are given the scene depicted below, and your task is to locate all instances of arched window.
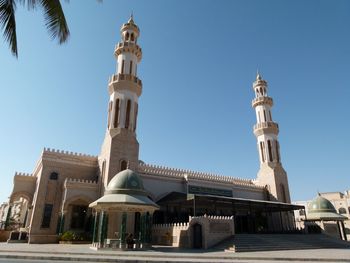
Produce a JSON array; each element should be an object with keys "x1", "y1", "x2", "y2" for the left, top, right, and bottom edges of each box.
[
  {"x1": 120, "y1": 160, "x2": 128, "y2": 171},
  {"x1": 269, "y1": 111, "x2": 272, "y2": 121},
  {"x1": 339, "y1": 207, "x2": 347, "y2": 214},
  {"x1": 129, "y1": 61, "x2": 133, "y2": 75},
  {"x1": 113, "y1": 99, "x2": 120, "y2": 128},
  {"x1": 101, "y1": 160, "x2": 106, "y2": 179},
  {"x1": 125, "y1": 32, "x2": 129, "y2": 41},
  {"x1": 130, "y1": 33, "x2": 134, "y2": 41},
  {"x1": 107, "y1": 101, "x2": 113, "y2": 128},
  {"x1": 260, "y1": 142, "x2": 265, "y2": 162},
  {"x1": 267, "y1": 140, "x2": 273, "y2": 162},
  {"x1": 275, "y1": 141, "x2": 280, "y2": 163},
  {"x1": 121, "y1": 60, "x2": 125, "y2": 74},
  {"x1": 125, "y1": 100, "x2": 131, "y2": 129},
  {"x1": 133, "y1": 102, "x2": 138, "y2": 132},
  {"x1": 49, "y1": 172, "x2": 58, "y2": 180},
  {"x1": 263, "y1": 110, "x2": 267, "y2": 122}
]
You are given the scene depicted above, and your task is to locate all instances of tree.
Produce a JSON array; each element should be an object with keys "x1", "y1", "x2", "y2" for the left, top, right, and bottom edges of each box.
[{"x1": 0, "y1": 0, "x2": 70, "y2": 57}]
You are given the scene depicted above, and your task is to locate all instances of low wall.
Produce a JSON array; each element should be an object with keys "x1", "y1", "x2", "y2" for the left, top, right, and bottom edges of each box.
[
  {"x1": 28, "y1": 234, "x2": 58, "y2": 244},
  {"x1": 0, "y1": 230, "x2": 11, "y2": 242},
  {"x1": 152, "y1": 222, "x2": 189, "y2": 247},
  {"x1": 152, "y1": 215, "x2": 234, "y2": 249}
]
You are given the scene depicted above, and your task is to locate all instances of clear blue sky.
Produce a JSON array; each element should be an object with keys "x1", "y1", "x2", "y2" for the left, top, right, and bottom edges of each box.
[{"x1": 1, "y1": 0, "x2": 349, "y2": 203}]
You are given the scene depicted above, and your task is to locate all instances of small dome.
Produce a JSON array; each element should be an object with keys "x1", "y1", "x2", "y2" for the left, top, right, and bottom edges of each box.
[
  {"x1": 90, "y1": 168, "x2": 159, "y2": 211},
  {"x1": 308, "y1": 195, "x2": 336, "y2": 214},
  {"x1": 106, "y1": 169, "x2": 144, "y2": 194}
]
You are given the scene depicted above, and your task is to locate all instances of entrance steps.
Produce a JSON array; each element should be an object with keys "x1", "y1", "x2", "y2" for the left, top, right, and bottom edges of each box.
[{"x1": 213, "y1": 234, "x2": 350, "y2": 252}]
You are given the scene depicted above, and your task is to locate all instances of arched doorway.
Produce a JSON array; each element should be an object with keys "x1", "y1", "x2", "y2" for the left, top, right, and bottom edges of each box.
[{"x1": 192, "y1": 223, "x2": 202, "y2": 249}]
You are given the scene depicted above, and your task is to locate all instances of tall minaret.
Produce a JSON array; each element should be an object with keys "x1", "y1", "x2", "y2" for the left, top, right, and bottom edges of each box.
[
  {"x1": 99, "y1": 15, "x2": 142, "y2": 188},
  {"x1": 252, "y1": 73, "x2": 291, "y2": 203}
]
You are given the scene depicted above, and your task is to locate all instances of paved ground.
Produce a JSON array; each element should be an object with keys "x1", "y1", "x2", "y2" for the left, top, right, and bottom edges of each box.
[{"x1": 0, "y1": 243, "x2": 350, "y2": 262}]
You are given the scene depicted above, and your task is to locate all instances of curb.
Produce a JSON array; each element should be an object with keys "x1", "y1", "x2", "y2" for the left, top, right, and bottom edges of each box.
[{"x1": 0, "y1": 252, "x2": 350, "y2": 262}]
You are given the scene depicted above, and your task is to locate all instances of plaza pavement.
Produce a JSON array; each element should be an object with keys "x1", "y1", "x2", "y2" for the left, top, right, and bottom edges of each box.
[{"x1": 0, "y1": 243, "x2": 350, "y2": 262}]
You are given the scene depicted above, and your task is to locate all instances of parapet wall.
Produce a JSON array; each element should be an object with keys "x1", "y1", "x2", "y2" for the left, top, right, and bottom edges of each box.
[
  {"x1": 42, "y1": 147, "x2": 98, "y2": 167},
  {"x1": 138, "y1": 163, "x2": 264, "y2": 189}
]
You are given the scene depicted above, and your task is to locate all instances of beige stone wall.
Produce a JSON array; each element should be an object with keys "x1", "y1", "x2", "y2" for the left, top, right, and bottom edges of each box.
[
  {"x1": 24, "y1": 149, "x2": 99, "y2": 243},
  {"x1": 99, "y1": 128, "x2": 139, "y2": 191},
  {"x1": 152, "y1": 215, "x2": 234, "y2": 249},
  {"x1": 256, "y1": 163, "x2": 291, "y2": 203}
]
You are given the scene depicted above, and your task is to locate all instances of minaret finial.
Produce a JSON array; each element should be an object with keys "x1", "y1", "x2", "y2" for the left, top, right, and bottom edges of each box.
[
  {"x1": 128, "y1": 12, "x2": 134, "y2": 23},
  {"x1": 256, "y1": 69, "x2": 262, "y2": 81}
]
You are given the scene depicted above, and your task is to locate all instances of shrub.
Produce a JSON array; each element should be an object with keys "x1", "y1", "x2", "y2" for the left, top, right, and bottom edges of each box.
[
  {"x1": 59, "y1": 231, "x2": 92, "y2": 242},
  {"x1": 60, "y1": 231, "x2": 74, "y2": 241}
]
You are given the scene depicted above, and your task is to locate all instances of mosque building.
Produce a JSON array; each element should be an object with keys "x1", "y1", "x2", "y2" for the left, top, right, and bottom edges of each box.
[{"x1": 2, "y1": 16, "x2": 303, "y2": 248}]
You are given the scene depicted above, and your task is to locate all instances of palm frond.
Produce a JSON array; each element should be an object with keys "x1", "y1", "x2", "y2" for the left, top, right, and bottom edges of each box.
[
  {"x1": 0, "y1": 0, "x2": 18, "y2": 57},
  {"x1": 40, "y1": 0, "x2": 69, "y2": 44},
  {"x1": 18, "y1": 0, "x2": 38, "y2": 10}
]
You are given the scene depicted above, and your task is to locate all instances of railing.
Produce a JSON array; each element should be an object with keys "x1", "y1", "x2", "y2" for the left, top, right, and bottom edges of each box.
[
  {"x1": 115, "y1": 42, "x2": 142, "y2": 54},
  {"x1": 251, "y1": 96, "x2": 273, "y2": 107},
  {"x1": 253, "y1": 121, "x2": 279, "y2": 131},
  {"x1": 109, "y1": 73, "x2": 142, "y2": 86}
]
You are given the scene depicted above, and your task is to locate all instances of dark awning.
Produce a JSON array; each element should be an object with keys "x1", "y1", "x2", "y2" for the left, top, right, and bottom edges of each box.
[{"x1": 157, "y1": 192, "x2": 304, "y2": 212}]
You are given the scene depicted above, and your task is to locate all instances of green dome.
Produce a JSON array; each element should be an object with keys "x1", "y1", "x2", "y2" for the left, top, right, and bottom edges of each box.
[
  {"x1": 105, "y1": 169, "x2": 145, "y2": 195},
  {"x1": 308, "y1": 195, "x2": 336, "y2": 214}
]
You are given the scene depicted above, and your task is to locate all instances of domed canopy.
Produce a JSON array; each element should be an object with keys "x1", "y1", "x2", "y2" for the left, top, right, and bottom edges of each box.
[
  {"x1": 89, "y1": 169, "x2": 159, "y2": 212},
  {"x1": 307, "y1": 195, "x2": 346, "y2": 221},
  {"x1": 105, "y1": 169, "x2": 145, "y2": 195}
]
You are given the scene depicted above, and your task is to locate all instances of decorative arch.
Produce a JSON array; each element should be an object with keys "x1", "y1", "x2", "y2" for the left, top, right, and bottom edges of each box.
[
  {"x1": 63, "y1": 195, "x2": 94, "y2": 212},
  {"x1": 9, "y1": 191, "x2": 33, "y2": 204}
]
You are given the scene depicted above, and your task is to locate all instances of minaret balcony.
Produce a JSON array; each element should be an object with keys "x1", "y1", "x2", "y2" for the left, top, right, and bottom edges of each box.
[
  {"x1": 108, "y1": 74, "x2": 142, "y2": 96},
  {"x1": 109, "y1": 73, "x2": 142, "y2": 86},
  {"x1": 114, "y1": 42, "x2": 142, "y2": 61},
  {"x1": 252, "y1": 96, "x2": 273, "y2": 108},
  {"x1": 253, "y1": 121, "x2": 279, "y2": 136}
]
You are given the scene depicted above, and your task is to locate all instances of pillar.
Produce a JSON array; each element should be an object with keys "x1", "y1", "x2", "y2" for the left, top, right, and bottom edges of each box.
[
  {"x1": 92, "y1": 211, "x2": 98, "y2": 243},
  {"x1": 140, "y1": 212, "x2": 152, "y2": 244},
  {"x1": 338, "y1": 221, "x2": 346, "y2": 241},
  {"x1": 341, "y1": 221, "x2": 347, "y2": 241},
  {"x1": 56, "y1": 212, "x2": 65, "y2": 235},
  {"x1": 120, "y1": 212, "x2": 127, "y2": 244},
  {"x1": 102, "y1": 212, "x2": 109, "y2": 242},
  {"x1": 97, "y1": 211, "x2": 105, "y2": 245}
]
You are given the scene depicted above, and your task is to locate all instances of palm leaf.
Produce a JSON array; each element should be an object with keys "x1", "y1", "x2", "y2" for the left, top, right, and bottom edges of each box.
[
  {"x1": 0, "y1": 0, "x2": 18, "y2": 57},
  {"x1": 18, "y1": 0, "x2": 38, "y2": 10},
  {"x1": 40, "y1": 0, "x2": 69, "y2": 44}
]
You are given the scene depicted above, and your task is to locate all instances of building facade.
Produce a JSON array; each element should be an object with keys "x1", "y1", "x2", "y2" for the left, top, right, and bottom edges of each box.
[{"x1": 4, "y1": 17, "x2": 300, "y2": 246}]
